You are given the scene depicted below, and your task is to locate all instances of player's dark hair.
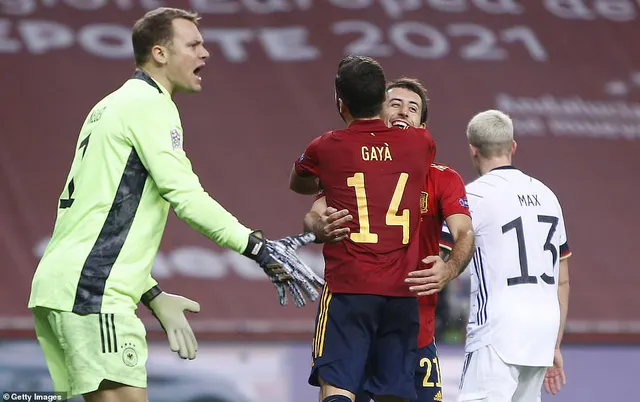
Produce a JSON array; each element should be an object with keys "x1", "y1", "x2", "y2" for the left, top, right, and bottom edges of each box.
[
  {"x1": 132, "y1": 7, "x2": 201, "y2": 67},
  {"x1": 334, "y1": 55, "x2": 386, "y2": 119},
  {"x1": 386, "y1": 77, "x2": 429, "y2": 125}
]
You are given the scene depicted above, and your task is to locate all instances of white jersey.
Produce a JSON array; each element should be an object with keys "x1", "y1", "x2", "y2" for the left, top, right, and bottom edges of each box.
[{"x1": 443, "y1": 166, "x2": 571, "y2": 367}]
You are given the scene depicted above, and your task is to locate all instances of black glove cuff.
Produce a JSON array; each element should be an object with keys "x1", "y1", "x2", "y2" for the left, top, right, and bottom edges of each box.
[
  {"x1": 243, "y1": 230, "x2": 267, "y2": 262},
  {"x1": 141, "y1": 285, "x2": 163, "y2": 309}
]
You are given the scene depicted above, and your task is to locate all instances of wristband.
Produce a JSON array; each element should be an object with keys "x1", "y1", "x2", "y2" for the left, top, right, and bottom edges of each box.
[{"x1": 141, "y1": 285, "x2": 163, "y2": 309}]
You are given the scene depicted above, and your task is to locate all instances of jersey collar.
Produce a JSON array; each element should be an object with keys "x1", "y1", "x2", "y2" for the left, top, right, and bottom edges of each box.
[
  {"x1": 131, "y1": 69, "x2": 171, "y2": 99},
  {"x1": 348, "y1": 119, "x2": 388, "y2": 132},
  {"x1": 490, "y1": 165, "x2": 518, "y2": 172}
]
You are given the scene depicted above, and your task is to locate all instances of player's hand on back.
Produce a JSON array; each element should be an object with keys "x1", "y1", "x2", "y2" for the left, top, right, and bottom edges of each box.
[
  {"x1": 405, "y1": 255, "x2": 458, "y2": 296},
  {"x1": 244, "y1": 230, "x2": 324, "y2": 307},
  {"x1": 315, "y1": 207, "x2": 352, "y2": 243},
  {"x1": 544, "y1": 348, "x2": 566, "y2": 395}
]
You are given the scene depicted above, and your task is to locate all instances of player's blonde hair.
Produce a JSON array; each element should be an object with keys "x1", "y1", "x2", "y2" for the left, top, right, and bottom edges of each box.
[{"x1": 466, "y1": 109, "x2": 514, "y2": 157}]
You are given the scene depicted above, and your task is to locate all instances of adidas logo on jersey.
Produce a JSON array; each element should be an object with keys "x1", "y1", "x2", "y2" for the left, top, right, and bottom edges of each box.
[{"x1": 434, "y1": 390, "x2": 442, "y2": 401}]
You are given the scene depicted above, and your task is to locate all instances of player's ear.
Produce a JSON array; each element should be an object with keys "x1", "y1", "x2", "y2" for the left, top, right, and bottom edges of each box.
[
  {"x1": 469, "y1": 144, "x2": 478, "y2": 158},
  {"x1": 151, "y1": 45, "x2": 168, "y2": 65},
  {"x1": 512, "y1": 140, "x2": 517, "y2": 155}
]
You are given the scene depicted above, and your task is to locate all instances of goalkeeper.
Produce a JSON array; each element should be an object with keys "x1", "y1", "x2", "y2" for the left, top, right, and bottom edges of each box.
[{"x1": 27, "y1": 7, "x2": 322, "y2": 402}]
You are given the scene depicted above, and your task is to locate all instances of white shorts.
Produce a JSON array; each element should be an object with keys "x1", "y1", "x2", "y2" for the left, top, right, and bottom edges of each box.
[{"x1": 457, "y1": 345, "x2": 546, "y2": 402}]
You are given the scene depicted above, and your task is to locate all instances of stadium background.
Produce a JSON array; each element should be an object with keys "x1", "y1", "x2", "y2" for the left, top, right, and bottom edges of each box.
[{"x1": 1, "y1": 0, "x2": 638, "y2": 401}]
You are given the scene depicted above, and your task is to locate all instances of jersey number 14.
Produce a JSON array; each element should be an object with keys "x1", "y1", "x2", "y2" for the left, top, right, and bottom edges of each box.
[{"x1": 347, "y1": 172, "x2": 410, "y2": 244}]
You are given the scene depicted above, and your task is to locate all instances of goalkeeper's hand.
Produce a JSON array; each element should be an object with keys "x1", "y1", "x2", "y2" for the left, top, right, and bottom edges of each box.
[
  {"x1": 243, "y1": 230, "x2": 324, "y2": 307},
  {"x1": 143, "y1": 289, "x2": 200, "y2": 360}
]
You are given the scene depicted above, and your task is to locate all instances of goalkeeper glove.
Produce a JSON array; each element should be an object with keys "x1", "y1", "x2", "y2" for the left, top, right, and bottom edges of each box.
[
  {"x1": 142, "y1": 286, "x2": 200, "y2": 360},
  {"x1": 243, "y1": 230, "x2": 324, "y2": 307}
]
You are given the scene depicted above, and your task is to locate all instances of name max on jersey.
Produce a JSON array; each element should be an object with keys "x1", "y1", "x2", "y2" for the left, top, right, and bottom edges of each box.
[
  {"x1": 518, "y1": 194, "x2": 541, "y2": 207},
  {"x1": 362, "y1": 143, "x2": 392, "y2": 161}
]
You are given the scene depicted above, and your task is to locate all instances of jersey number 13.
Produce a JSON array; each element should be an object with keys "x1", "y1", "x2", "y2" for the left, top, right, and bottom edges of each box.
[{"x1": 502, "y1": 215, "x2": 559, "y2": 286}]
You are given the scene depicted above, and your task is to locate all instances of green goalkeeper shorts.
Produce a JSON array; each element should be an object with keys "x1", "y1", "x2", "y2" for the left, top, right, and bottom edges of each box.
[{"x1": 32, "y1": 307, "x2": 148, "y2": 399}]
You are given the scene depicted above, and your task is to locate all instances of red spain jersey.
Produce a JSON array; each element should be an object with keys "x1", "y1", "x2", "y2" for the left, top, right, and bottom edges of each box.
[
  {"x1": 295, "y1": 119, "x2": 436, "y2": 296},
  {"x1": 417, "y1": 163, "x2": 469, "y2": 347}
]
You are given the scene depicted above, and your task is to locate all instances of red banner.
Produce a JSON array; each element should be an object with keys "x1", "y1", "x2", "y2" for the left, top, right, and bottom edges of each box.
[{"x1": 1, "y1": 0, "x2": 639, "y2": 339}]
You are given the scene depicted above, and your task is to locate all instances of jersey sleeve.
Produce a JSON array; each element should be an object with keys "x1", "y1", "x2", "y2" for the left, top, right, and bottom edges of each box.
[
  {"x1": 439, "y1": 167, "x2": 470, "y2": 219},
  {"x1": 143, "y1": 276, "x2": 158, "y2": 293},
  {"x1": 557, "y1": 205, "x2": 572, "y2": 260},
  {"x1": 294, "y1": 135, "x2": 322, "y2": 177},
  {"x1": 126, "y1": 99, "x2": 251, "y2": 254},
  {"x1": 418, "y1": 128, "x2": 437, "y2": 169},
  {"x1": 440, "y1": 182, "x2": 484, "y2": 251},
  {"x1": 440, "y1": 221, "x2": 454, "y2": 251}
]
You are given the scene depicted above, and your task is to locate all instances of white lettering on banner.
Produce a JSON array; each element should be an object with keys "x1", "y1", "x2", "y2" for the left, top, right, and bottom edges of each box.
[
  {"x1": 0, "y1": 20, "x2": 21, "y2": 52},
  {"x1": 141, "y1": 0, "x2": 165, "y2": 9},
  {"x1": 544, "y1": 0, "x2": 637, "y2": 21},
  {"x1": 472, "y1": 0, "x2": 523, "y2": 14},
  {"x1": 78, "y1": 24, "x2": 132, "y2": 58},
  {"x1": 191, "y1": 0, "x2": 312, "y2": 14},
  {"x1": 0, "y1": 19, "x2": 551, "y2": 62},
  {"x1": 18, "y1": 20, "x2": 73, "y2": 54},
  {"x1": 1, "y1": 0, "x2": 638, "y2": 20},
  {"x1": 549, "y1": 119, "x2": 640, "y2": 139},
  {"x1": 390, "y1": 21, "x2": 449, "y2": 58},
  {"x1": 113, "y1": 0, "x2": 136, "y2": 10},
  {"x1": 334, "y1": 21, "x2": 547, "y2": 61},
  {"x1": 329, "y1": 0, "x2": 372, "y2": 9},
  {"x1": 428, "y1": 0, "x2": 469, "y2": 12},
  {"x1": 379, "y1": 0, "x2": 421, "y2": 19},
  {"x1": 169, "y1": 247, "x2": 228, "y2": 278},
  {"x1": 446, "y1": 23, "x2": 506, "y2": 60},
  {"x1": 259, "y1": 26, "x2": 320, "y2": 61},
  {"x1": 64, "y1": 0, "x2": 108, "y2": 10},
  {"x1": 595, "y1": 0, "x2": 637, "y2": 21},
  {"x1": 496, "y1": 93, "x2": 640, "y2": 140},
  {"x1": 201, "y1": 28, "x2": 253, "y2": 62},
  {"x1": 190, "y1": 0, "x2": 241, "y2": 13},
  {"x1": 544, "y1": 0, "x2": 596, "y2": 19},
  {"x1": 244, "y1": 0, "x2": 294, "y2": 13},
  {"x1": 226, "y1": 250, "x2": 272, "y2": 279},
  {"x1": 500, "y1": 26, "x2": 548, "y2": 61},
  {"x1": 33, "y1": 237, "x2": 326, "y2": 280},
  {"x1": 333, "y1": 20, "x2": 393, "y2": 56},
  {"x1": 0, "y1": 0, "x2": 37, "y2": 15}
]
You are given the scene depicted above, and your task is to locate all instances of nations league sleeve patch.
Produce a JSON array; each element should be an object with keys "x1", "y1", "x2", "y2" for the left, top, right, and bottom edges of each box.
[
  {"x1": 458, "y1": 197, "x2": 469, "y2": 209},
  {"x1": 170, "y1": 128, "x2": 182, "y2": 150}
]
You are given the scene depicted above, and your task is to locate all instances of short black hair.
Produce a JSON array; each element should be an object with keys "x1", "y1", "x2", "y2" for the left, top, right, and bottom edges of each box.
[
  {"x1": 386, "y1": 77, "x2": 429, "y2": 125},
  {"x1": 132, "y1": 7, "x2": 200, "y2": 67},
  {"x1": 335, "y1": 56, "x2": 386, "y2": 119}
]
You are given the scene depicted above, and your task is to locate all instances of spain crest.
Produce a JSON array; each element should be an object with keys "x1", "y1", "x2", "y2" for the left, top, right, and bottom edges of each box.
[{"x1": 420, "y1": 191, "x2": 429, "y2": 213}]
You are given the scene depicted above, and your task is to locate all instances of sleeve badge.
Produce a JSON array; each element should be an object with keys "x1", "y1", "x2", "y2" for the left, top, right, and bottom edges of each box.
[{"x1": 170, "y1": 128, "x2": 182, "y2": 150}]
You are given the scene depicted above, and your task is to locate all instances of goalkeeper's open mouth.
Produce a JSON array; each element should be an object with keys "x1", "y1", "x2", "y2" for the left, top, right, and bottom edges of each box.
[{"x1": 193, "y1": 65, "x2": 204, "y2": 80}]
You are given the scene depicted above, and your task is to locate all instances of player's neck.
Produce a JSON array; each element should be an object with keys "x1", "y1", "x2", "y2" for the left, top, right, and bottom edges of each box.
[
  {"x1": 137, "y1": 66, "x2": 174, "y2": 96},
  {"x1": 345, "y1": 116, "x2": 381, "y2": 126},
  {"x1": 479, "y1": 157, "x2": 512, "y2": 176}
]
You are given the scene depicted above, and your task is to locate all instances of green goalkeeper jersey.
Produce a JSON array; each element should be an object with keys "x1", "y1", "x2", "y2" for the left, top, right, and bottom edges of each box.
[{"x1": 28, "y1": 71, "x2": 251, "y2": 314}]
